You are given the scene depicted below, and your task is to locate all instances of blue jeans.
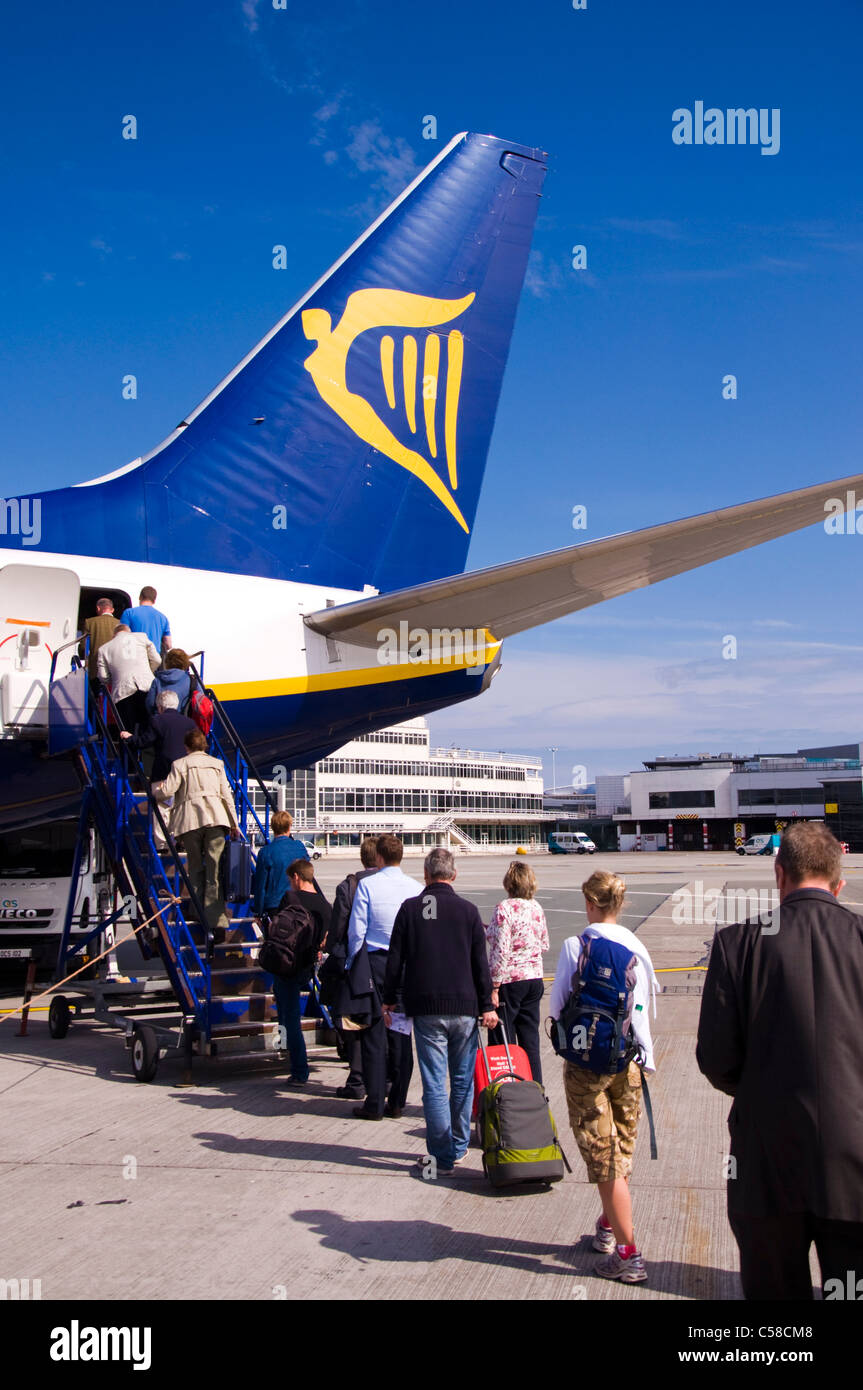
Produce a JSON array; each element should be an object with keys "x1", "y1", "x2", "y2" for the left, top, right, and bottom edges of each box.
[
  {"x1": 272, "y1": 974, "x2": 311, "y2": 1082},
  {"x1": 413, "y1": 1015, "x2": 479, "y2": 1168}
]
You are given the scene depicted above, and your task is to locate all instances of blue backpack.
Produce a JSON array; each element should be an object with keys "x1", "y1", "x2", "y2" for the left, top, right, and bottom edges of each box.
[{"x1": 550, "y1": 930, "x2": 641, "y2": 1074}]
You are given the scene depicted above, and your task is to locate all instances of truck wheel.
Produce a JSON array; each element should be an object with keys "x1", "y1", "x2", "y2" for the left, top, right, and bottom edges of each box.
[
  {"x1": 49, "y1": 996, "x2": 71, "y2": 1039},
  {"x1": 131, "y1": 1026, "x2": 159, "y2": 1083}
]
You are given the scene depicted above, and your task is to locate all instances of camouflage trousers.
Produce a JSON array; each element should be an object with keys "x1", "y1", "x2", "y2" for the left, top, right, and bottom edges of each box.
[{"x1": 562, "y1": 1060, "x2": 642, "y2": 1183}]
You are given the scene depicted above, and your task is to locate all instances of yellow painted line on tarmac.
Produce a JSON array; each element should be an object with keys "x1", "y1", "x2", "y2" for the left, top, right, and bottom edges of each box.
[
  {"x1": 541, "y1": 966, "x2": 707, "y2": 982},
  {"x1": 0, "y1": 1006, "x2": 49, "y2": 1014}
]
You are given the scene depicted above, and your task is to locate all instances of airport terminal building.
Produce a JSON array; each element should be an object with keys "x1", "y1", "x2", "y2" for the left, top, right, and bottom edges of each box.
[
  {"x1": 253, "y1": 718, "x2": 546, "y2": 851},
  {"x1": 608, "y1": 743, "x2": 863, "y2": 851}
]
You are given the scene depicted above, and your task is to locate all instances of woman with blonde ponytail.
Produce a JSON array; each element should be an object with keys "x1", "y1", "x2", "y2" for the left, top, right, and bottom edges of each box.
[{"x1": 549, "y1": 870, "x2": 659, "y2": 1286}]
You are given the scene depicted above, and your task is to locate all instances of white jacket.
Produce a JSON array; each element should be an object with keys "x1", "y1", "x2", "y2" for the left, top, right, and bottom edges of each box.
[
  {"x1": 549, "y1": 922, "x2": 660, "y2": 1073},
  {"x1": 97, "y1": 630, "x2": 160, "y2": 701}
]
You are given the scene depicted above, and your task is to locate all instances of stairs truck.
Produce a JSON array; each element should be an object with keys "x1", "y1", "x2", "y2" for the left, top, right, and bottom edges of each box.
[{"x1": 38, "y1": 643, "x2": 332, "y2": 1082}]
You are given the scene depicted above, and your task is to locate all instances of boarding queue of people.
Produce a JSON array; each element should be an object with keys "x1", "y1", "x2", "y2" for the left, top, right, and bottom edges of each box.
[
  {"x1": 83, "y1": 588, "x2": 195, "y2": 739},
  {"x1": 249, "y1": 822, "x2": 863, "y2": 1302},
  {"x1": 79, "y1": 594, "x2": 863, "y2": 1300}
]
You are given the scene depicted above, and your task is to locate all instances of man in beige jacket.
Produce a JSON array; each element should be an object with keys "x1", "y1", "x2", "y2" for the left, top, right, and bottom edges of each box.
[{"x1": 152, "y1": 728, "x2": 241, "y2": 934}]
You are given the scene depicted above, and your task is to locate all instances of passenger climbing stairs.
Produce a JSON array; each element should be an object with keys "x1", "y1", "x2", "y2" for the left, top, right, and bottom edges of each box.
[{"x1": 47, "y1": 651, "x2": 331, "y2": 1080}]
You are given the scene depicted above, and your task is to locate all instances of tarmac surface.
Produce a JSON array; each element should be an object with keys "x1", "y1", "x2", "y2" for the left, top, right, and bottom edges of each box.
[{"x1": 2, "y1": 850, "x2": 859, "y2": 1301}]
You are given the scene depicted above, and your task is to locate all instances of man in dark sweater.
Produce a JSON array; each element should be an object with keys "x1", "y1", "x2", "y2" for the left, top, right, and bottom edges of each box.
[
  {"x1": 383, "y1": 847, "x2": 498, "y2": 1175},
  {"x1": 139, "y1": 690, "x2": 197, "y2": 780},
  {"x1": 697, "y1": 820, "x2": 863, "y2": 1300}
]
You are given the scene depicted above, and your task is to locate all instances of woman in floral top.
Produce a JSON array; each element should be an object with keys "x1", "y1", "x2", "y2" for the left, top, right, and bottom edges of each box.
[{"x1": 485, "y1": 861, "x2": 549, "y2": 1082}]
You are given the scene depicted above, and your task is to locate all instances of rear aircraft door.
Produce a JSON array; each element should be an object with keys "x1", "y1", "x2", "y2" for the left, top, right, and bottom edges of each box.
[{"x1": 0, "y1": 565, "x2": 81, "y2": 733}]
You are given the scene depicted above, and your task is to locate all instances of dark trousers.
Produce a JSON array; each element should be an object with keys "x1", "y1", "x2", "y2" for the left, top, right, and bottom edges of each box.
[
  {"x1": 342, "y1": 1031, "x2": 363, "y2": 1091},
  {"x1": 360, "y1": 950, "x2": 414, "y2": 1115},
  {"x1": 272, "y1": 973, "x2": 311, "y2": 1083},
  {"x1": 729, "y1": 1207, "x2": 863, "y2": 1300},
  {"x1": 489, "y1": 977, "x2": 544, "y2": 1083},
  {"x1": 116, "y1": 688, "x2": 149, "y2": 737}
]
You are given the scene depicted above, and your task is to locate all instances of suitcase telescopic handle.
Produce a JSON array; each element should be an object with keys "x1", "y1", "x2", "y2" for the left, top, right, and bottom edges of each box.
[{"x1": 478, "y1": 1016, "x2": 514, "y2": 1077}]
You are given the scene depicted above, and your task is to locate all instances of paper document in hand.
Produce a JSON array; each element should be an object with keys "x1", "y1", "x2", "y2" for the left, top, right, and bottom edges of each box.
[{"x1": 388, "y1": 1012, "x2": 413, "y2": 1035}]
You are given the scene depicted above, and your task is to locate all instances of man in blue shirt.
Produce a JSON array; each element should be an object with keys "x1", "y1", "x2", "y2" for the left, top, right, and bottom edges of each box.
[
  {"x1": 253, "y1": 811, "x2": 310, "y2": 916},
  {"x1": 347, "y1": 834, "x2": 421, "y2": 1120},
  {"x1": 121, "y1": 586, "x2": 172, "y2": 655}
]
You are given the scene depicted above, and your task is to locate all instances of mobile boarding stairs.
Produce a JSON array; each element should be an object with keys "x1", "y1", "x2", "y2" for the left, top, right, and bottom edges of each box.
[{"x1": 43, "y1": 645, "x2": 333, "y2": 1082}]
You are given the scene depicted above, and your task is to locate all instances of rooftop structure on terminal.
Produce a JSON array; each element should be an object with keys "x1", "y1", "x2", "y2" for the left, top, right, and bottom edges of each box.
[{"x1": 611, "y1": 741, "x2": 863, "y2": 851}]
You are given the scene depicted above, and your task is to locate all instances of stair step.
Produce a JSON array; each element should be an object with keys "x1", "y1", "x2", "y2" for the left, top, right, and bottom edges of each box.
[
  {"x1": 210, "y1": 1017, "x2": 320, "y2": 1038},
  {"x1": 209, "y1": 995, "x2": 278, "y2": 1025},
  {"x1": 209, "y1": 970, "x2": 270, "y2": 995}
]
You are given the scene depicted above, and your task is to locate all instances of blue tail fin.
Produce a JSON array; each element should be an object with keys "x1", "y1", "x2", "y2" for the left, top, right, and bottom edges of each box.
[{"x1": 11, "y1": 132, "x2": 547, "y2": 591}]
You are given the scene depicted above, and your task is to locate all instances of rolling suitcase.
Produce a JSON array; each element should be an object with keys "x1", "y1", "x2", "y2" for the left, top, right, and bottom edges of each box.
[
  {"x1": 477, "y1": 1031, "x2": 569, "y2": 1189},
  {"x1": 471, "y1": 1022, "x2": 532, "y2": 1119},
  {"x1": 220, "y1": 837, "x2": 252, "y2": 902}
]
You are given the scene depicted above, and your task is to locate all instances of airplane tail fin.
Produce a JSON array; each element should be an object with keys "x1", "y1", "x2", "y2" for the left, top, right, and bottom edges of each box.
[{"x1": 14, "y1": 132, "x2": 547, "y2": 592}]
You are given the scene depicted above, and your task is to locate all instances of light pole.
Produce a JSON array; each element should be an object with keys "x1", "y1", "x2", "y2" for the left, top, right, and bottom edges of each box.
[{"x1": 546, "y1": 746, "x2": 558, "y2": 794}]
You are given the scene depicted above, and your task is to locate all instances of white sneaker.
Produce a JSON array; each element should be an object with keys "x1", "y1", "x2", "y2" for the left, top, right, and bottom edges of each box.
[{"x1": 592, "y1": 1217, "x2": 616, "y2": 1254}]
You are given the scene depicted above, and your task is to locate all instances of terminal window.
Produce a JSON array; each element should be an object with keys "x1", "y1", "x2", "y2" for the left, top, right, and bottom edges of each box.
[
  {"x1": 737, "y1": 787, "x2": 824, "y2": 807},
  {"x1": 648, "y1": 790, "x2": 716, "y2": 809}
]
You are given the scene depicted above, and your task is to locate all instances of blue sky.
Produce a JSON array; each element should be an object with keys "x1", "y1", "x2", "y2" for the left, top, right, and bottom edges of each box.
[{"x1": 2, "y1": 0, "x2": 862, "y2": 781}]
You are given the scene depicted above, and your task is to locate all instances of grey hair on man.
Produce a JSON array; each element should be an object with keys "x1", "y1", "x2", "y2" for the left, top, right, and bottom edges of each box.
[
  {"x1": 156, "y1": 689, "x2": 180, "y2": 711},
  {"x1": 425, "y1": 847, "x2": 456, "y2": 882}
]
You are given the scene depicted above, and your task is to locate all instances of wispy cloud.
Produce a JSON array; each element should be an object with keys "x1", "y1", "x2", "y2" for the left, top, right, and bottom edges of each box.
[
  {"x1": 342, "y1": 119, "x2": 420, "y2": 199},
  {"x1": 525, "y1": 248, "x2": 597, "y2": 297},
  {"x1": 429, "y1": 640, "x2": 863, "y2": 770},
  {"x1": 606, "y1": 217, "x2": 690, "y2": 242},
  {"x1": 644, "y1": 254, "x2": 807, "y2": 283},
  {"x1": 90, "y1": 237, "x2": 112, "y2": 256},
  {"x1": 241, "y1": 0, "x2": 260, "y2": 34},
  {"x1": 525, "y1": 249, "x2": 566, "y2": 298},
  {"x1": 311, "y1": 95, "x2": 345, "y2": 147}
]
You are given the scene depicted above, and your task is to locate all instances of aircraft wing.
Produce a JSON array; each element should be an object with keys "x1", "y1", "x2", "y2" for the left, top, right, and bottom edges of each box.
[{"x1": 304, "y1": 471, "x2": 863, "y2": 648}]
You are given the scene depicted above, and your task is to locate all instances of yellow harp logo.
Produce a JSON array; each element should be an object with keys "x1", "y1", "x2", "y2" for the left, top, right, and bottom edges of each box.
[{"x1": 302, "y1": 287, "x2": 475, "y2": 532}]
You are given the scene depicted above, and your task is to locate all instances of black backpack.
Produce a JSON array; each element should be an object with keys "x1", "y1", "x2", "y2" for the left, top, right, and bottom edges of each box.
[{"x1": 258, "y1": 900, "x2": 321, "y2": 980}]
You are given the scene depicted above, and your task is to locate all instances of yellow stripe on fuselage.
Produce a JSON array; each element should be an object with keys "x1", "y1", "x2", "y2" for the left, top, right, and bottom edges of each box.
[{"x1": 211, "y1": 641, "x2": 500, "y2": 703}]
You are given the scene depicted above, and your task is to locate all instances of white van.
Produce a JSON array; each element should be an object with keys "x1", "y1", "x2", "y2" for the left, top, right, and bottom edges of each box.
[
  {"x1": 737, "y1": 833, "x2": 774, "y2": 856},
  {"x1": 549, "y1": 831, "x2": 596, "y2": 855}
]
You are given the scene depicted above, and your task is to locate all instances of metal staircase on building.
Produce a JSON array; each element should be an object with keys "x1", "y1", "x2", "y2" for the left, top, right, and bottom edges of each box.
[
  {"x1": 425, "y1": 813, "x2": 479, "y2": 849},
  {"x1": 47, "y1": 651, "x2": 330, "y2": 1079}
]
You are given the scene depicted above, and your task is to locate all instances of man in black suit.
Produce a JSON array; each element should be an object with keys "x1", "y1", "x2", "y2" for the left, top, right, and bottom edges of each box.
[
  {"x1": 323, "y1": 837, "x2": 379, "y2": 1101},
  {"x1": 697, "y1": 821, "x2": 863, "y2": 1299}
]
